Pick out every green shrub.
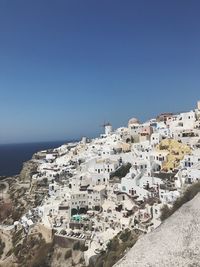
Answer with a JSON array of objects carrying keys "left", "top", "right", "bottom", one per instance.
[
  {"left": 60, "top": 230, "right": 67, "bottom": 235},
  {"left": 6, "top": 249, "right": 12, "bottom": 257},
  {"left": 80, "top": 243, "right": 88, "bottom": 252},
  {"left": 160, "top": 182, "right": 200, "bottom": 221},
  {"left": 57, "top": 252, "right": 62, "bottom": 260},
  {"left": 12, "top": 209, "right": 24, "bottom": 222},
  {"left": 0, "top": 184, "right": 6, "bottom": 191},
  {"left": 13, "top": 244, "right": 22, "bottom": 257},
  {"left": 126, "top": 238, "right": 137, "bottom": 248},
  {"left": 73, "top": 241, "right": 80, "bottom": 250},
  {"left": 88, "top": 230, "right": 140, "bottom": 267},
  {"left": 104, "top": 251, "right": 118, "bottom": 267},
  {"left": 119, "top": 229, "right": 131, "bottom": 242},
  {"left": 0, "top": 238, "right": 5, "bottom": 257},
  {"left": 110, "top": 163, "right": 132, "bottom": 179},
  {"left": 65, "top": 248, "right": 72, "bottom": 260},
  {"left": 160, "top": 205, "right": 172, "bottom": 221},
  {"left": 43, "top": 178, "right": 48, "bottom": 185},
  {"left": 107, "top": 237, "right": 119, "bottom": 251},
  {"left": 12, "top": 229, "right": 23, "bottom": 246},
  {"left": 31, "top": 242, "right": 53, "bottom": 267}
]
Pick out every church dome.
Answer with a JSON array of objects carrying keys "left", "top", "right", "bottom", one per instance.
[{"left": 128, "top": 117, "right": 140, "bottom": 125}]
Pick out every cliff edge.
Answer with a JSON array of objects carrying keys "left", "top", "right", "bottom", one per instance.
[{"left": 115, "top": 193, "right": 200, "bottom": 267}]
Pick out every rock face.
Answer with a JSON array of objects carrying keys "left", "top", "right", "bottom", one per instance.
[
  {"left": 115, "top": 193, "right": 200, "bottom": 267},
  {"left": 19, "top": 160, "right": 38, "bottom": 182}
]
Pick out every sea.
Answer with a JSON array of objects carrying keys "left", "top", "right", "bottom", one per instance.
[{"left": 0, "top": 140, "right": 71, "bottom": 177}]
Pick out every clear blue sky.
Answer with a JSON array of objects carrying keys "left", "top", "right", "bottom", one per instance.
[{"left": 0, "top": 0, "right": 200, "bottom": 144}]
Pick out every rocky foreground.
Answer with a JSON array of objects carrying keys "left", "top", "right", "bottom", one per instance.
[{"left": 115, "top": 193, "right": 200, "bottom": 267}]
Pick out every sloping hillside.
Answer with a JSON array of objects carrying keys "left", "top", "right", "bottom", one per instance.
[{"left": 115, "top": 193, "right": 200, "bottom": 267}]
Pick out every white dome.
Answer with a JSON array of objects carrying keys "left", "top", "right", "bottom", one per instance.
[{"left": 128, "top": 117, "right": 140, "bottom": 125}]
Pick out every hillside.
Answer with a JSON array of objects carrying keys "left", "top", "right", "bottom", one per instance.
[{"left": 115, "top": 193, "right": 200, "bottom": 267}]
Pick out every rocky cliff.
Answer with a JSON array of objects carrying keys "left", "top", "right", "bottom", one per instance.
[
  {"left": 115, "top": 193, "right": 200, "bottom": 267},
  {"left": 19, "top": 159, "right": 38, "bottom": 182}
]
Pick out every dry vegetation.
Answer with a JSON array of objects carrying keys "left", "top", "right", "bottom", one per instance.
[
  {"left": 0, "top": 203, "right": 13, "bottom": 223},
  {"left": 161, "top": 182, "right": 200, "bottom": 221},
  {"left": 89, "top": 229, "right": 141, "bottom": 267}
]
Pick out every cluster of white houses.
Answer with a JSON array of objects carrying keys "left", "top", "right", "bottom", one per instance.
[{"left": 17, "top": 101, "right": 200, "bottom": 263}]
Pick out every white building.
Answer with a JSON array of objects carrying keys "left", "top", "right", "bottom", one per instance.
[
  {"left": 128, "top": 117, "right": 141, "bottom": 139},
  {"left": 180, "top": 152, "right": 200, "bottom": 168},
  {"left": 181, "top": 168, "right": 200, "bottom": 184},
  {"left": 104, "top": 123, "right": 113, "bottom": 135},
  {"left": 119, "top": 172, "right": 163, "bottom": 201},
  {"left": 150, "top": 151, "right": 169, "bottom": 169},
  {"left": 168, "top": 111, "right": 196, "bottom": 130},
  {"left": 87, "top": 185, "right": 106, "bottom": 210},
  {"left": 88, "top": 158, "right": 119, "bottom": 175},
  {"left": 159, "top": 190, "right": 180, "bottom": 204},
  {"left": 197, "top": 100, "right": 200, "bottom": 111},
  {"left": 150, "top": 133, "right": 163, "bottom": 147},
  {"left": 70, "top": 191, "right": 88, "bottom": 214}
]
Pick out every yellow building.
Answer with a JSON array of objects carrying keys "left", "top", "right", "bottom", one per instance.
[{"left": 156, "top": 139, "right": 191, "bottom": 171}]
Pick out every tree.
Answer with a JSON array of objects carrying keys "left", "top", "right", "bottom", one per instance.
[
  {"left": 110, "top": 163, "right": 132, "bottom": 179},
  {"left": 43, "top": 178, "right": 48, "bottom": 185},
  {"left": 160, "top": 205, "right": 172, "bottom": 221}
]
